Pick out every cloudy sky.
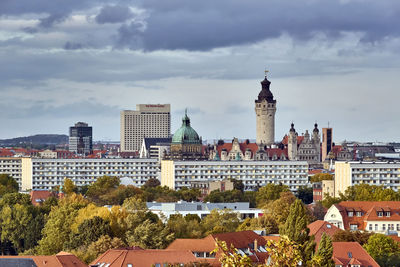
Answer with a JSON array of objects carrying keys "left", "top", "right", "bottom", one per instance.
[{"left": 1, "top": 0, "right": 400, "bottom": 143}]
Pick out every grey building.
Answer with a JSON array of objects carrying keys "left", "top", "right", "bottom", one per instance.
[{"left": 69, "top": 122, "right": 92, "bottom": 155}]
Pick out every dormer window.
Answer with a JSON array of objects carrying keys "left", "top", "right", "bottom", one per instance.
[
  {"left": 356, "top": 211, "right": 362, "bottom": 217},
  {"left": 386, "top": 211, "right": 391, "bottom": 217},
  {"left": 348, "top": 211, "right": 353, "bottom": 217},
  {"left": 377, "top": 211, "right": 383, "bottom": 217}
]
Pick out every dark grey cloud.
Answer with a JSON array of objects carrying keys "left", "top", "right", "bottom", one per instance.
[
  {"left": 64, "top": 42, "right": 83, "bottom": 50},
  {"left": 115, "top": 0, "right": 400, "bottom": 51},
  {"left": 39, "top": 13, "right": 68, "bottom": 28},
  {"left": 95, "top": 5, "right": 134, "bottom": 24}
]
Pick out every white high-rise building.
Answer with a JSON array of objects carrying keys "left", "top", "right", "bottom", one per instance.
[{"left": 120, "top": 104, "right": 171, "bottom": 152}]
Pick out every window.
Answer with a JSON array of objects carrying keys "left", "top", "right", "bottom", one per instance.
[
  {"left": 375, "top": 224, "right": 378, "bottom": 231},
  {"left": 348, "top": 211, "right": 353, "bottom": 217},
  {"left": 350, "top": 224, "right": 358, "bottom": 231},
  {"left": 369, "top": 224, "right": 372, "bottom": 231},
  {"left": 383, "top": 224, "right": 386, "bottom": 231},
  {"left": 386, "top": 211, "right": 391, "bottom": 217},
  {"left": 378, "top": 211, "right": 383, "bottom": 217}
]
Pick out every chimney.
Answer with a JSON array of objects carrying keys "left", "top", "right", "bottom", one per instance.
[{"left": 254, "top": 239, "right": 258, "bottom": 252}]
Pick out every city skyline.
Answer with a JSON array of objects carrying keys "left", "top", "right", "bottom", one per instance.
[{"left": 1, "top": 0, "right": 400, "bottom": 142}]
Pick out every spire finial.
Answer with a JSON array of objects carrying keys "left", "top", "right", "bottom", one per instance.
[
  {"left": 264, "top": 69, "right": 269, "bottom": 78},
  {"left": 185, "top": 108, "right": 187, "bottom": 116}
]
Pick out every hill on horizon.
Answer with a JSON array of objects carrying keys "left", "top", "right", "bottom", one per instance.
[{"left": 0, "top": 134, "right": 69, "bottom": 146}]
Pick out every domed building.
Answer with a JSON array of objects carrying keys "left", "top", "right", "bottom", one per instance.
[{"left": 169, "top": 110, "right": 205, "bottom": 160}]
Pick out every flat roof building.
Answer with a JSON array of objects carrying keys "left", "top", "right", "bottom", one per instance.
[
  {"left": 161, "top": 160, "right": 308, "bottom": 192},
  {"left": 120, "top": 104, "right": 171, "bottom": 152}
]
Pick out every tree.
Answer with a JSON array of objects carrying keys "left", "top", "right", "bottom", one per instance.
[
  {"left": 167, "top": 214, "right": 203, "bottom": 238},
  {"left": 237, "top": 214, "right": 279, "bottom": 234},
  {"left": 73, "top": 235, "right": 126, "bottom": 264},
  {"left": 86, "top": 176, "right": 120, "bottom": 204},
  {"left": 126, "top": 219, "right": 174, "bottom": 249},
  {"left": 256, "top": 183, "right": 289, "bottom": 207},
  {"left": 364, "top": 234, "right": 400, "bottom": 266},
  {"left": 309, "top": 173, "right": 333, "bottom": 183},
  {"left": 269, "top": 191, "right": 297, "bottom": 226},
  {"left": 201, "top": 209, "right": 240, "bottom": 235},
  {"left": 265, "top": 235, "right": 302, "bottom": 267},
  {"left": 211, "top": 239, "right": 253, "bottom": 267},
  {"left": 37, "top": 193, "right": 88, "bottom": 255},
  {"left": 0, "top": 174, "right": 19, "bottom": 196},
  {"left": 66, "top": 216, "right": 113, "bottom": 250},
  {"left": 311, "top": 233, "right": 334, "bottom": 267},
  {"left": 203, "top": 189, "right": 247, "bottom": 203},
  {"left": 143, "top": 178, "right": 161, "bottom": 188},
  {"left": 0, "top": 203, "right": 32, "bottom": 253},
  {"left": 177, "top": 187, "right": 201, "bottom": 202},
  {"left": 280, "top": 199, "right": 315, "bottom": 265},
  {"left": 230, "top": 179, "right": 244, "bottom": 192},
  {"left": 332, "top": 230, "right": 372, "bottom": 245},
  {"left": 63, "top": 178, "right": 77, "bottom": 195},
  {"left": 296, "top": 186, "right": 313, "bottom": 204}
]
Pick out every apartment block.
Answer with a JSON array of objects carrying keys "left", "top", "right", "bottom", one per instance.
[
  {"left": 335, "top": 161, "right": 400, "bottom": 196},
  {"left": 0, "top": 157, "right": 22, "bottom": 190},
  {"left": 20, "top": 158, "right": 159, "bottom": 191},
  {"left": 120, "top": 104, "right": 171, "bottom": 152},
  {"left": 161, "top": 160, "right": 308, "bottom": 192}
]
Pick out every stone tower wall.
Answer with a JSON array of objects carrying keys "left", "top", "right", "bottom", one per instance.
[{"left": 255, "top": 100, "right": 276, "bottom": 145}]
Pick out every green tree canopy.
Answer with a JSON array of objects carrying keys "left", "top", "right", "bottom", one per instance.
[
  {"left": 280, "top": 199, "right": 315, "bottom": 265},
  {"left": 296, "top": 186, "right": 313, "bottom": 204},
  {"left": 332, "top": 230, "right": 372, "bottom": 245},
  {"left": 0, "top": 174, "right": 19, "bottom": 196},
  {"left": 311, "top": 233, "right": 334, "bottom": 267},
  {"left": 63, "top": 178, "right": 77, "bottom": 195},
  {"left": 309, "top": 173, "right": 333, "bottom": 183},
  {"left": 256, "top": 183, "right": 289, "bottom": 207},
  {"left": 200, "top": 209, "right": 240, "bottom": 235},
  {"left": 364, "top": 233, "right": 400, "bottom": 266}
]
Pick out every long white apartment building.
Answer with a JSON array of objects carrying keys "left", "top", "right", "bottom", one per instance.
[
  {"left": 0, "top": 158, "right": 159, "bottom": 191},
  {"left": 161, "top": 160, "right": 308, "bottom": 192},
  {"left": 120, "top": 104, "right": 171, "bottom": 152},
  {"left": 335, "top": 161, "right": 400, "bottom": 196},
  {"left": 0, "top": 157, "right": 23, "bottom": 190}
]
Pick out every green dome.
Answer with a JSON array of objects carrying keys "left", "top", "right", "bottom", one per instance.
[{"left": 172, "top": 110, "right": 201, "bottom": 144}]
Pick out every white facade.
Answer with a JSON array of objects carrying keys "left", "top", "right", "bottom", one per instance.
[
  {"left": 20, "top": 158, "right": 159, "bottom": 191},
  {"left": 335, "top": 161, "right": 400, "bottom": 196},
  {"left": 161, "top": 160, "right": 308, "bottom": 192},
  {"left": 0, "top": 157, "right": 22, "bottom": 190},
  {"left": 147, "top": 201, "right": 262, "bottom": 220},
  {"left": 120, "top": 104, "right": 171, "bottom": 152}
]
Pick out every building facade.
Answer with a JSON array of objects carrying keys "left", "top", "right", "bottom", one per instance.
[
  {"left": 139, "top": 137, "right": 172, "bottom": 160},
  {"left": 287, "top": 123, "right": 320, "bottom": 164},
  {"left": 147, "top": 201, "right": 262, "bottom": 220},
  {"left": 120, "top": 104, "right": 171, "bottom": 152},
  {"left": 0, "top": 157, "right": 22, "bottom": 190},
  {"left": 161, "top": 160, "right": 308, "bottom": 192},
  {"left": 69, "top": 122, "right": 93, "bottom": 155},
  {"left": 335, "top": 161, "right": 400, "bottom": 196},
  {"left": 322, "top": 127, "right": 333, "bottom": 162},
  {"left": 20, "top": 158, "right": 159, "bottom": 191},
  {"left": 324, "top": 201, "right": 400, "bottom": 236},
  {"left": 255, "top": 74, "right": 276, "bottom": 145}
]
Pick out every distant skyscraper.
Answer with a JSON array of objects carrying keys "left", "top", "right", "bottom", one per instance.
[
  {"left": 255, "top": 72, "right": 276, "bottom": 145},
  {"left": 120, "top": 104, "right": 171, "bottom": 152},
  {"left": 69, "top": 122, "right": 93, "bottom": 155},
  {"left": 322, "top": 127, "right": 333, "bottom": 162}
]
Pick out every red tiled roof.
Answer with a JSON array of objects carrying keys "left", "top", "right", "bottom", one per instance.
[
  {"left": 91, "top": 249, "right": 199, "bottom": 267},
  {"left": 308, "top": 220, "right": 341, "bottom": 246},
  {"left": 30, "top": 190, "right": 54, "bottom": 206},
  {"left": 0, "top": 252, "right": 87, "bottom": 267},
  {"left": 308, "top": 169, "right": 324, "bottom": 175},
  {"left": 167, "top": 231, "right": 269, "bottom": 266},
  {"left": 281, "top": 135, "right": 305, "bottom": 145},
  {"left": 332, "top": 242, "right": 379, "bottom": 267}
]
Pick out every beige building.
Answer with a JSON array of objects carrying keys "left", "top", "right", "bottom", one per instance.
[
  {"left": 161, "top": 160, "right": 308, "bottom": 192},
  {"left": 255, "top": 74, "right": 276, "bottom": 145},
  {"left": 322, "top": 179, "right": 335, "bottom": 198},
  {"left": 335, "top": 161, "right": 400, "bottom": 196},
  {"left": 120, "top": 104, "right": 171, "bottom": 152}
]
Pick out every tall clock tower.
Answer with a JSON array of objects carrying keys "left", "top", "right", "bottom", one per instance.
[{"left": 255, "top": 72, "right": 276, "bottom": 145}]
